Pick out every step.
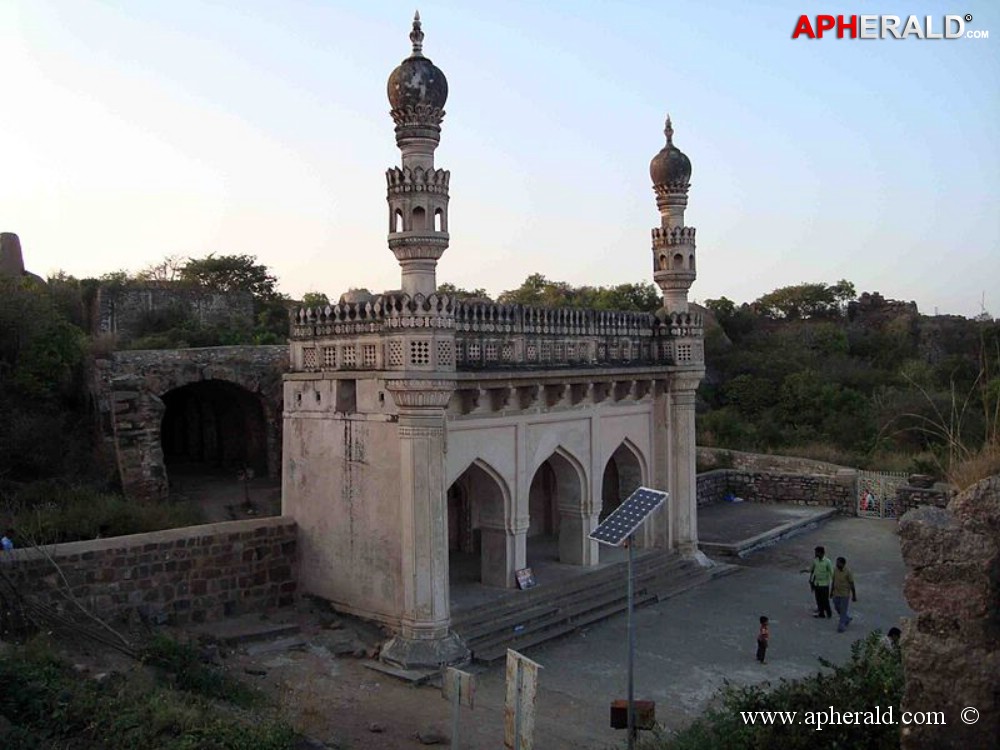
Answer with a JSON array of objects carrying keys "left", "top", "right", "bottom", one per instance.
[
  {"left": 466, "top": 585, "right": 652, "bottom": 654},
  {"left": 464, "top": 580, "right": 647, "bottom": 646},
  {"left": 186, "top": 615, "right": 301, "bottom": 647},
  {"left": 452, "top": 553, "right": 683, "bottom": 631},
  {"left": 473, "top": 592, "right": 660, "bottom": 663}
]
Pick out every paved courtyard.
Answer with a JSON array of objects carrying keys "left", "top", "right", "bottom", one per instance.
[{"left": 448, "top": 514, "right": 911, "bottom": 749}]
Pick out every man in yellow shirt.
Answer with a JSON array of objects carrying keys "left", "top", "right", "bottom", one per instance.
[{"left": 831, "top": 556, "right": 857, "bottom": 633}]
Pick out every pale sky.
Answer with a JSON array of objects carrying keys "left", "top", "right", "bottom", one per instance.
[{"left": 3, "top": 1, "right": 998, "bottom": 317}]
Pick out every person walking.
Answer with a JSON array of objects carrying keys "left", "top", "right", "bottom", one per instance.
[
  {"left": 831, "top": 556, "right": 857, "bottom": 632},
  {"left": 804, "top": 546, "right": 834, "bottom": 618}
]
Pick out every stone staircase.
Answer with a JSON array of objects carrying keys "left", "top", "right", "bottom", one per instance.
[{"left": 452, "top": 552, "right": 736, "bottom": 663}]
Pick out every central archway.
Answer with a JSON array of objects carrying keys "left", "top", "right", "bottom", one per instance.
[{"left": 599, "top": 441, "right": 645, "bottom": 561}]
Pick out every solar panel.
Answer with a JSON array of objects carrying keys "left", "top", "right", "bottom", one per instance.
[{"left": 589, "top": 487, "right": 668, "bottom": 547}]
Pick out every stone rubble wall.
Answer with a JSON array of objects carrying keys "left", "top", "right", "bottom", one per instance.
[
  {"left": 896, "top": 484, "right": 954, "bottom": 515},
  {"left": 898, "top": 476, "right": 1000, "bottom": 749},
  {"left": 0, "top": 517, "right": 297, "bottom": 626},
  {"left": 697, "top": 468, "right": 856, "bottom": 513},
  {"left": 696, "top": 446, "right": 850, "bottom": 476},
  {"left": 96, "top": 285, "right": 254, "bottom": 343}
]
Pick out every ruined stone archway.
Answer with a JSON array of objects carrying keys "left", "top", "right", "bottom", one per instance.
[
  {"left": 99, "top": 346, "right": 287, "bottom": 502},
  {"left": 447, "top": 461, "right": 510, "bottom": 588},
  {"left": 528, "top": 449, "right": 589, "bottom": 566},
  {"left": 160, "top": 380, "right": 268, "bottom": 476}
]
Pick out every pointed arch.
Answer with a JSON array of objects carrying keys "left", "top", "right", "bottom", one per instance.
[
  {"left": 601, "top": 438, "right": 647, "bottom": 522},
  {"left": 447, "top": 457, "right": 513, "bottom": 588}
]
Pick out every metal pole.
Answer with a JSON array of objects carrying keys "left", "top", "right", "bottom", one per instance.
[
  {"left": 627, "top": 534, "right": 636, "bottom": 750},
  {"left": 451, "top": 671, "right": 461, "bottom": 750}
]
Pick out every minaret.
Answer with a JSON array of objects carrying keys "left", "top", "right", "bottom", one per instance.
[
  {"left": 650, "top": 116, "right": 696, "bottom": 313},
  {"left": 386, "top": 12, "right": 450, "bottom": 297}
]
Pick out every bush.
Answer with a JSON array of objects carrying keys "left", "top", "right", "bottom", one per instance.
[
  {"left": 644, "top": 632, "right": 903, "bottom": 750},
  {"left": 0, "top": 637, "right": 297, "bottom": 749},
  {"left": 1, "top": 482, "right": 203, "bottom": 545}
]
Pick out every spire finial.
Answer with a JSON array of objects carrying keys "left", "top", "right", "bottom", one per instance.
[
  {"left": 664, "top": 114, "right": 674, "bottom": 146},
  {"left": 410, "top": 10, "right": 424, "bottom": 56}
]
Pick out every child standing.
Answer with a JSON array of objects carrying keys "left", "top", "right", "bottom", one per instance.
[{"left": 756, "top": 615, "right": 769, "bottom": 664}]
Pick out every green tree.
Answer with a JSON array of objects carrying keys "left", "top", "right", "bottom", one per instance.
[
  {"left": 437, "top": 283, "right": 492, "bottom": 301},
  {"left": 301, "top": 292, "right": 330, "bottom": 308},
  {"left": 754, "top": 280, "right": 856, "bottom": 320},
  {"left": 180, "top": 254, "right": 279, "bottom": 299}
]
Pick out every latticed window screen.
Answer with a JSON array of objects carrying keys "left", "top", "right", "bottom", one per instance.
[
  {"left": 322, "top": 347, "right": 337, "bottom": 368},
  {"left": 468, "top": 342, "right": 481, "bottom": 362},
  {"left": 540, "top": 342, "right": 552, "bottom": 362},
  {"left": 554, "top": 342, "right": 564, "bottom": 361},
  {"left": 676, "top": 344, "right": 692, "bottom": 362},
  {"left": 303, "top": 348, "right": 317, "bottom": 370},
  {"left": 501, "top": 342, "right": 514, "bottom": 362},
  {"left": 485, "top": 343, "right": 498, "bottom": 362},
  {"left": 437, "top": 340, "right": 453, "bottom": 366},
  {"left": 597, "top": 344, "right": 607, "bottom": 361},
  {"left": 363, "top": 344, "right": 377, "bottom": 368},
  {"left": 567, "top": 343, "right": 576, "bottom": 361},
  {"left": 454, "top": 341, "right": 465, "bottom": 363},
  {"left": 526, "top": 343, "right": 537, "bottom": 361},
  {"left": 388, "top": 340, "right": 403, "bottom": 367},
  {"left": 341, "top": 345, "right": 357, "bottom": 368},
  {"left": 410, "top": 340, "right": 430, "bottom": 365}
]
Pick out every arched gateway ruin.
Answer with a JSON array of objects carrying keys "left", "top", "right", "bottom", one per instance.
[{"left": 282, "top": 14, "right": 707, "bottom": 669}]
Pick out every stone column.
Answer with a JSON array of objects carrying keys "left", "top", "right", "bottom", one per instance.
[
  {"left": 381, "top": 379, "right": 468, "bottom": 669},
  {"left": 669, "top": 372, "right": 701, "bottom": 554}
]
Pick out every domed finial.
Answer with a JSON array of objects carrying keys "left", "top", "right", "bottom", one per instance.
[
  {"left": 410, "top": 10, "right": 424, "bottom": 56},
  {"left": 664, "top": 115, "right": 674, "bottom": 146}
]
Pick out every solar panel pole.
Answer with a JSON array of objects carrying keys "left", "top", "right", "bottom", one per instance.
[{"left": 627, "top": 533, "right": 636, "bottom": 750}]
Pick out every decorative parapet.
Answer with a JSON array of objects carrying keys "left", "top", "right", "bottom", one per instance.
[
  {"left": 651, "top": 226, "right": 696, "bottom": 248},
  {"left": 289, "top": 294, "right": 704, "bottom": 373},
  {"left": 386, "top": 166, "right": 451, "bottom": 195}
]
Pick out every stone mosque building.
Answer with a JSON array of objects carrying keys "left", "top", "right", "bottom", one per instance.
[{"left": 283, "top": 14, "right": 706, "bottom": 668}]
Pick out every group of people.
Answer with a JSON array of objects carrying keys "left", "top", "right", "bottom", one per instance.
[
  {"left": 755, "top": 545, "right": 861, "bottom": 665},
  {"left": 805, "top": 545, "right": 857, "bottom": 631}
]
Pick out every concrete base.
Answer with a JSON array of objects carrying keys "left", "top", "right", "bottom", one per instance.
[{"left": 380, "top": 631, "right": 470, "bottom": 670}]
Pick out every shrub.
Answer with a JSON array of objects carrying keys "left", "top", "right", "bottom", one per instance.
[
  {"left": 0, "top": 637, "right": 297, "bottom": 749},
  {"left": 643, "top": 632, "right": 903, "bottom": 750},
  {"left": 1, "top": 482, "right": 203, "bottom": 545}
]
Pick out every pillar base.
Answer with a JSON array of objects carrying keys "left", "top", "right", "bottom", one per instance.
[{"left": 380, "top": 631, "right": 470, "bottom": 670}]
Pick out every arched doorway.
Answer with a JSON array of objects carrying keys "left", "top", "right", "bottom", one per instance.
[
  {"left": 599, "top": 442, "right": 644, "bottom": 561},
  {"left": 527, "top": 451, "right": 588, "bottom": 567},
  {"left": 161, "top": 380, "right": 268, "bottom": 475},
  {"left": 447, "top": 462, "right": 509, "bottom": 588}
]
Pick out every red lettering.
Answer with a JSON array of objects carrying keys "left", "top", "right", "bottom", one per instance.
[
  {"left": 816, "top": 15, "right": 836, "bottom": 38},
  {"left": 836, "top": 15, "right": 858, "bottom": 38},
  {"left": 792, "top": 15, "right": 815, "bottom": 39}
]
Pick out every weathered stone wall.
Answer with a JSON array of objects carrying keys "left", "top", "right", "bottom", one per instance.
[
  {"left": 696, "top": 468, "right": 856, "bottom": 513},
  {"left": 0, "top": 517, "right": 297, "bottom": 625},
  {"left": 696, "top": 447, "right": 849, "bottom": 477},
  {"left": 898, "top": 476, "right": 1000, "bottom": 749},
  {"left": 896, "top": 484, "right": 953, "bottom": 515},
  {"left": 96, "top": 285, "right": 254, "bottom": 343}
]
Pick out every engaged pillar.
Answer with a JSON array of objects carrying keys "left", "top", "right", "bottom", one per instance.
[{"left": 381, "top": 379, "right": 469, "bottom": 669}]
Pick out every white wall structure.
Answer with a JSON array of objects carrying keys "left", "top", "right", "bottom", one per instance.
[{"left": 282, "top": 14, "right": 706, "bottom": 669}]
